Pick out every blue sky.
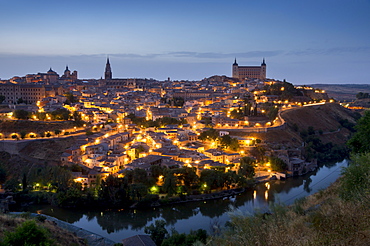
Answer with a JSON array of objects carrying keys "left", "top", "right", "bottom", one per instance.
[{"left": 0, "top": 0, "right": 369, "bottom": 84}]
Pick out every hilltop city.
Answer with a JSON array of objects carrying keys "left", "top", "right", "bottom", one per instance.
[{"left": 0, "top": 58, "right": 337, "bottom": 191}]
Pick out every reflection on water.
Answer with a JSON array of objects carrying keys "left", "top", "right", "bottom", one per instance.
[{"left": 28, "top": 160, "right": 348, "bottom": 243}]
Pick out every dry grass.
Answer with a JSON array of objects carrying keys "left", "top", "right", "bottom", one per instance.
[
  {"left": 209, "top": 180, "right": 370, "bottom": 246},
  {"left": 0, "top": 213, "right": 87, "bottom": 246}
]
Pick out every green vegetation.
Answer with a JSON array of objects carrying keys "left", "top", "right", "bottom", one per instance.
[
  {"left": 144, "top": 219, "right": 208, "bottom": 246},
  {"left": 0, "top": 214, "right": 85, "bottom": 246},
  {"left": 198, "top": 129, "right": 240, "bottom": 151},
  {"left": 198, "top": 128, "right": 218, "bottom": 141},
  {"left": 238, "top": 157, "right": 256, "bottom": 178},
  {"left": 13, "top": 109, "right": 29, "bottom": 120},
  {"left": 356, "top": 92, "right": 370, "bottom": 99},
  {"left": 64, "top": 92, "right": 78, "bottom": 104},
  {"left": 347, "top": 110, "right": 370, "bottom": 153},
  {"left": 300, "top": 126, "right": 348, "bottom": 162},
  {"left": 264, "top": 81, "right": 302, "bottom": 100},
  {"left": 1, "top": 220, "right": 54, "bottom": 246},
  {"left": 269, "top": 156, "right": 287, "bottom": 172}
]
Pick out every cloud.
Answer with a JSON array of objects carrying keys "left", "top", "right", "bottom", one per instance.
[
  {"left": 287, "top": 46, "right": 370, "bottom": 56},
  {"left": 166, "top": 50, "right": 282, "bottom": 59},
  {"left": 0, "top": 50, "right": 283, "bottom": 61}
]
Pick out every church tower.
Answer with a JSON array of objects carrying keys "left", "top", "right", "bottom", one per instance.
[
  {"left": 64, "top": 65, "right": 71, "bottom": 78},
  {"left": 105, "top": 57, "right": 112, "bottom": 80},
  {"left": 232, "top": 58, "right": 239, "bottom": 79},
  {"left": 260, "top": 58, "right": 266, "bottom": 80}
]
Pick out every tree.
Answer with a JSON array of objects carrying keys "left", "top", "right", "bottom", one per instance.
[
  {"left": 144, "top": 219, "right": 168, "bottom": 246},
  {"left": 347, "top": 110, "right": 370, "bottom": 154},
  {"left": 54, "top": 129, "right": 61, "bottom": 136},
  {"left": 270, "top": 156, "right": 288, "bottom": 172},
  {"left": 162, "top": 229, "right": 208, "bottom": 246},
  {"left": 150, "top": 165, "right": 166, "bottom": 179},
  {"left": 230, "top": 109, "right": 244, "bottom": 119},
  {"left": 356, "top": 92, "right": 370, "bottom": 99},
  {"left": 200, "top": 169, "right": 224, "bottom": 190},
  {"left": 0, "top": 95, "right": 5, "bottom": 104},
  {"left": 13, "top": 109, "right": 29, "bottom": 120},
  {"left": 163, "top": 171, "right": 178, "bottom": 196},
  {"left": 35, "top": 112, "right": 47, "bottom": 121},
  {"left": 218, "top": 135, "right": 240, "bottom": 151},
  {"left": 266, "top": 106, "right": 279, "bottom": 122},
  {"left": 175, "top": 167, "right": 199, "bottom": 191},
  {"left": 64, "top": 92, "right": 78, "bottom": 104},
  {"left": 132, "top": 168, "right": 148, "bottom": 184},
  {"left": 250, "top": 146, "right": 266, "bottom": 162},
  {"left": 50, "top": 108, "right": 70, "bottom": 120},
  {"left": 198, "top": 128, "right": 219, "bottom": 141},
  {"left": 238, "top": 157, "right": 256, "bottom": 178},
  {"left": 72, "top": 111, "right": 84, "bottom": 126}
]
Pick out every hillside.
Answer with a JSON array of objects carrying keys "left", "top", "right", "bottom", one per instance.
[
  {"left": 281, "top": 103, "right": 356, "bottom": 145},
  {"left": 19, "top": 137, "right": 76, "bottom": 162},
  {"left": 308, "top": 84, "right": 370, "bottom": 102},
  {"left": 236, "top": 103, "right": 357, "bottom": 150},
  {"left": 0, "top": 214, "right": 87, "bottom": 246}
]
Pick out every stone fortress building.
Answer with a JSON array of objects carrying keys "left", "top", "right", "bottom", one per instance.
[{"left": 232, "top": 58, "right": 266, "bottom": 81}]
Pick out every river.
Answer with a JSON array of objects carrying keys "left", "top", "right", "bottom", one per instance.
[{"left": 28, "top": 159, "right": 348, "bottom": 243}]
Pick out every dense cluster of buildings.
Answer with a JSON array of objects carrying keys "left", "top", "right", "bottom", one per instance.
[{"left": 1, "top": 58, "right": 328, "bottom": 186}]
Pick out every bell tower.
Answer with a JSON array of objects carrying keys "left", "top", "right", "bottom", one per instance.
[
  {"left": 104, "top": 57, "right": 112, "bottom": 80},
  {"left": 260, "top": 58, "right": 266, "bottom": 80},
  {"left": 232, "top": 58, "right": 239, "bottom": 79}
]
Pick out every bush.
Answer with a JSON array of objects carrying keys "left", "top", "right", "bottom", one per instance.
[
  {"left": 340, "top": 153, "right": 370, "bottom": 201},
  {"left": 1, "top": 220, "right": 53, "bottom": 246}
]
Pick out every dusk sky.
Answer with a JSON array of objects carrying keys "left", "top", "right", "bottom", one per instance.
[{"left": 0, "top": 0, "right": 369, "bottom": 84}]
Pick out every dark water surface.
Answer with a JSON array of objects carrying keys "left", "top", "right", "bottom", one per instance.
[{"left": 28, "top": 160, "right": 347, "bottom": 243}]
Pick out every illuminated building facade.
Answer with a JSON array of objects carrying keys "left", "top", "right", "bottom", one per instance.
[{"left": 232, "top": 58, "right": 266, "bottom": 80}]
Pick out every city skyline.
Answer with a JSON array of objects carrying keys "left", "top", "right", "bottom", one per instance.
[{"left": 0, "top": 0, "right": 369, "bottom": 84}]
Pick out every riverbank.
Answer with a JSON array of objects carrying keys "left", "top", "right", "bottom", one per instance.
[{"left": 22, "top": 160, "right": 346, "bottom": 243}]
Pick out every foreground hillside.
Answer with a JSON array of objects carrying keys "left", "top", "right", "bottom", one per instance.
[
  {"left": 208, "top": 153, "right": 370, "bottom": 246},
  {"left": 0, "top": 214, "right": 86, "bottom": 246}
]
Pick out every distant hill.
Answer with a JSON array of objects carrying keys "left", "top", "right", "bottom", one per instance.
[{"left": 306, "top": 84, "right": 370, "bottom": 102}]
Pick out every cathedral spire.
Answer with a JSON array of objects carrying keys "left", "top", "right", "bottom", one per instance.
[
  {"left": 233, "top": 58, "right": 238, "bottom": 66},
  {"left": 105, "top": 56, "right": 112, "bottom": 80}
]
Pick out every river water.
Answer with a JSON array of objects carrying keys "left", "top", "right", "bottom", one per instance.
[{"left": 28, "top": 159, "right": 348, "bottom": 243}]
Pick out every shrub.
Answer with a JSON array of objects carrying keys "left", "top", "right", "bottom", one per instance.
[
  {"left": 340, "top": 153, "right": 370, "bottom": 201},
  {"left": 1, "top": 220, "right": 53, "bottom": 246}
]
